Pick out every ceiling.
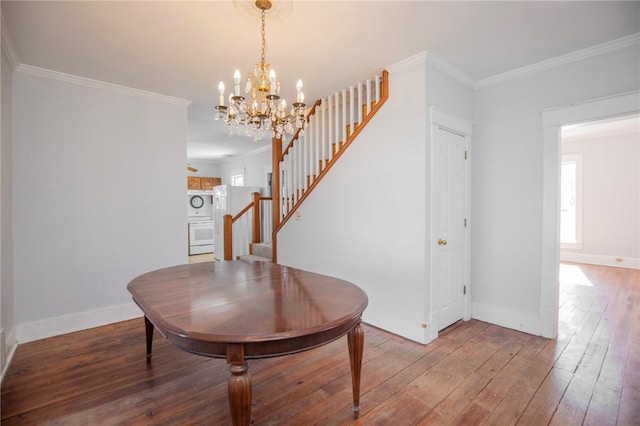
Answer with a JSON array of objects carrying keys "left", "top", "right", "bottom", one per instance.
[{"left": 3, "top": 1, "right": 639, "bottom": 162}]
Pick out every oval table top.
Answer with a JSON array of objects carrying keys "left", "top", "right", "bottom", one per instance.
[{"left": 127, "top": 260, "right": 368, "bottom": 359}]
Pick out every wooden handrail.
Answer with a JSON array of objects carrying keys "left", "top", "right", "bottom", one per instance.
[
  {"left": 275, "top": 70, "right": 389, "bottom": 234},
  {"left": 223, "top": 191, "right": 265, "bottom": 260},
  {"left": 282, "top": 99, "right": 322, "bottom": 158}
]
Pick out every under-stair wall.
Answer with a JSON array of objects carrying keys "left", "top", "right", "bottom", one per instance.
[
  {"left": 276, "top": 53, "right": 473, "bottom": 344},
  {"left": 277, "top": 72, "right": 388, "bottom": 226}
]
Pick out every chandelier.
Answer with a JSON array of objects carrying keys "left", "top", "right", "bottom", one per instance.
[{"left": 214, "top": 0, "right": 306, "bottom": 141}]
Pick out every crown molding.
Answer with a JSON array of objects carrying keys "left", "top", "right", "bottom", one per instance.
[
  {"left": 387, "top": 51, "right": 427, "bottom": 73},
  {"left": 14, "top": 64, "right": 192, "bottom": 107},
  {"left": 425, "top": 54, "right": 476, "bottom": 89},
  {"left": 476, "top": 32, "right": 640, "bottom": 90},
  {"left": 388, "top": 50, "right": 477, "bottom": 89},
  {"left": 1, "top": 13, "right": 21, "bottom": 70}
]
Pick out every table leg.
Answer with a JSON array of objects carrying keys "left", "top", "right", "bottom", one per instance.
[
  {"left": 144, "top": 316, "right": 154, "bottom": 364},
  {"left": 347, "top": 321, "right": 364, "bottom": 418},
  {"left": 227, "top": 343, "right": 252, "bottom": 426}
]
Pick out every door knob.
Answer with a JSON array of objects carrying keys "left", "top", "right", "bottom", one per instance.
[{"left": 438, "top": 239, "right": 448, "bottom": 246}]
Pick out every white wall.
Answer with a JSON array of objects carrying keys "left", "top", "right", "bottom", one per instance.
[
  {"left": 561, "top": 128, "right": 640, "bottom": 267},
  {"left": 472, "top": 45, "right": 640, "bottom": 335},
  {"left": 186, "top": 159, "right": 222, "bottom": 181},
  {"left": 1, "top": 30, "right": 17, "bottom": 371},
  {"left": 12, "top": 70, "right": 190, "bottom": 342},
  {"left": 220, "top": 147, "right": 272, "bottom": 193},
  {"left": 278, "top": 53, "right": 473, "bottom": 344}
]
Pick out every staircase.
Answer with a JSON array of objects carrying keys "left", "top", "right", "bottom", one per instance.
[
  {"left": 273, "top": 70, "right": 389, "bottom": 233},
  {"left": 229, "top": 70, "right": 389, "bottom": 262}
]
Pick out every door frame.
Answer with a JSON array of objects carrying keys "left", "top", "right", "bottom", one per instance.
[
  {"left": 429, "top": 107, "right": 473, "bottom": 339},
  {"left": 540, "top": 90, "right": 639, "bottom": 338}
]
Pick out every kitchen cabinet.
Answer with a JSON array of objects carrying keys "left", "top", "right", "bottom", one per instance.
[
  {"left": 200, "top": 177, "right": 221, "bottom": 190},
  {"left": 187, "top": 176, "right": 221, "bottom": 190}
]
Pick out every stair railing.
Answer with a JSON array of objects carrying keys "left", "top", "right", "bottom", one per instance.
[
  {"left": 268, "top": 70, "right": 388, "bottom": 263},
  {"left": 276, "top": 70, "right": 388, "bottom": 227},
  {"left": 223, "top": 192, "right": 271, "bottom": 260}
]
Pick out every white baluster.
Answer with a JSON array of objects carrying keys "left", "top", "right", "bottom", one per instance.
[
  {"left": 366, "top": 79, "right": 372, "bottom": 116},
  {"left": 375, "top": 75, "right": 381, "bottom": 103},
  {"left": 327, "top": 96, "right": 333, "bottom": 161},
  {"left": 313, "top": 109, "right": 320, "bottom": 176},
  {"left": 342, "top": 89, "right": 347, "bottom": 144},
  {"left": 302, "top": 132, "right": 307, "bottom": 193},
  {"left": 334, "top": 92, "right": 339, "bottom": 152},
  {"left": 292, "top": 143, "right": 297, "bottom": 204},
  {"left": 349, "top": 85, "right": 355, "bottom": 137},
  {"left": 357, "top": 82, "right": 363, "bottom": 127},
  {"left": 318, "top": 99, "right": 327, "bottom": 174},
  {"left": 279, "top": 160, "right": 286, "bottom": 217}
]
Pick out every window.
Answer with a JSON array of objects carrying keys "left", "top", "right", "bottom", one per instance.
[
  {"left": 231, "top": 174, "right": 244, "bottom": 186},
  {"left": 560, "top": 154, "right": 583, "bottom": 248}
]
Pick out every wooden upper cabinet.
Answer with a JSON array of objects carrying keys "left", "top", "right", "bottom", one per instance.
[
  {"left": 187, "top": 176, "right": 222, "bottom": 190},
  {"left": 187, "top": 176, "right": 201, "bottom": 190},
  {"left": 200, "top": 177, "right": 221, "bottom": 190}
]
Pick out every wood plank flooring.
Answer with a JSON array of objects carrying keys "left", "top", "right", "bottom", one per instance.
[{"left": 2, "top": 262, "right": 638, "bottom": 425}]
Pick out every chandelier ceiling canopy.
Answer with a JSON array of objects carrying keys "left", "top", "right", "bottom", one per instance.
[{"left": 214, "top": 0, "right": 306, "bottom": 141}]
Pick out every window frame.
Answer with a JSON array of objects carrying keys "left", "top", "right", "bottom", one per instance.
[{"left": 560, "top": 153, "right": 583, "bottom": 249}]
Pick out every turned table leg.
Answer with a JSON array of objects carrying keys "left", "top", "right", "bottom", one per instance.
[
  {"left": 347, "top": 321, "right": 364, "bottom": 418},
  {"left": 144, "top": 316, "right": 154, "bottom": 364},
  {"left": 227, "top": 343, "right": 252, "bottom": 426}
]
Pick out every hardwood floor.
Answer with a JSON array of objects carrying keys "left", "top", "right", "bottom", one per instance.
[{"left": 2, "top": 263, "right": 638, "bottom": 425}]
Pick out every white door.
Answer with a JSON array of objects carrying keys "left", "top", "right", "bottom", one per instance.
[{"left": 433, "top": 125, "right": 468, "bottom": 331}]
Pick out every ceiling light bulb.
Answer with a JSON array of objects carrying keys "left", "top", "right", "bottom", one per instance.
[{"left": 218, "top": 82, "right": 225, "bottom": 106}]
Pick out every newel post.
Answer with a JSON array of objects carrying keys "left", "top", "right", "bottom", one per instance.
[
  {"left": 271, "top": 136, "right": 282, "bottom": 263},
  {"left": 223, "top": 214, "right": 233, "bottom": 261},
  {"left": 251, "top": 192, "right": 260, "bottom": 244}
]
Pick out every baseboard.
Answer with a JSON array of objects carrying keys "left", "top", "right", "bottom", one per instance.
[
  {"left": 16, "top": 302, "right": 143, "bottom": 343},
  {"left": 471, "top": 301, "right": 542, "bottom": 337},
  {"left": 561, "top": 252, "right": 640, "bottom": 270},
  {"left": 0, "top": 326, "right": 18, "bottom": 385},
  {"left": 362, "top": 308, "right": 435, "bottom": 345}
]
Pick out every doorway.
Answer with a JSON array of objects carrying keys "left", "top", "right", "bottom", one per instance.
[
  {"left": 540, "top": 90, "right": 639, "bottom": 339},
  {"left": 560, "top": 114, "right": 640, "bottom": 268},
  {"left": 430, "top": 107, "right": 472, "bottom": 334}
]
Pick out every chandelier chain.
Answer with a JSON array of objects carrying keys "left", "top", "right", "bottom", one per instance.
[{"left": 261, "top": 9, "right": 267, "bottom": 65}]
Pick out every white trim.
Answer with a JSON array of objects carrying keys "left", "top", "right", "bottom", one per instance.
[
  {"left": 425, "top": 54, "right": 476, "bottom": 89},
  {"left": 561, "top": 252, "right": 640, "bottom": 270},
  {"left": 431, "top": 106, "right": 473, "bottom": 136},
  {"left": 1, "top": 13, "right": 20, "bottom": 70},
  {"left": 429, "top": 107, "right": 473, "bottom": 331},
  {"left": 543, "top": 90, "right": 640, "bottom": 127},
  {"left": 0, "top": 327, "right": 17, "bottom": 385},
  {"left": 540, "top": 90, "right": 640, "bottom": 339},
  {"left": 361, "top": 308, "right": 434, "bottom": 345},
  {"left": 560, "top": 153, "right": 583, "bottom": 247},
  {"left": 477, "top": 33, "right": 640, "bottom": 89},
  {"left": 390, "top": 51, "right": 477, "bottom": 89},
  {"left": 15, "top": 64, "right": 192, "bottom": 107},
  {"left": 387, "top": 51, "right": 426, "bottom": 74},
  {"left": 16, "top": 302, "right": 143, "bottom": 343},
  {"left": 472, "top": 302, "right": 541, "bottom": 336}
]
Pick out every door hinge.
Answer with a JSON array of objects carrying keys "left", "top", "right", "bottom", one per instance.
[
  {"left": 464, "top": 218, "right": 467, "bottom": 227},
  {"left": 463, "top": 285, "right": 467, "bottom": 295},
  {"left": 464, "top": 150, "right": 468, "bottom": 160}
]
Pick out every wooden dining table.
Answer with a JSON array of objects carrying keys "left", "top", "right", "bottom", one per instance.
[{"left": 127, "top": 260, "right": 368, "bottom": 425}]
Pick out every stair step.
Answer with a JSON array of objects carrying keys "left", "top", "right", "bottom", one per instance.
[
  {"left": 239, "top": 254, "right": 272, "bottom": 262},
  {"left": 252, "top": 242, "right": 273, "bottom": 259}
]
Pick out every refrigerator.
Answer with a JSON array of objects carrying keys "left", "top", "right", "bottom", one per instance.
[{"left": 213, "top": 185, "right": 260, "bottom": 260}]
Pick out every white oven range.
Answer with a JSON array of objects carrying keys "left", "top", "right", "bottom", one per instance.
[
  {"left": 187, "top": 192, "right": 214, "bottom": 255},
  {"left": 188, "top": 219, "right": 214, "bottom": 255}
]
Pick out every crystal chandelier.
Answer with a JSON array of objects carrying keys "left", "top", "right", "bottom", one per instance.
[{"left": 214, "top": 0, "right": 306, "bottom": 141}]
